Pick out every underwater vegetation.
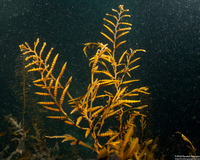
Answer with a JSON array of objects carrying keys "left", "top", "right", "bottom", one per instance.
[
  {"left": 0, "top": 114, "right": 63, "bottom": 160},
  {"left": 18, "top": 5, "right": 197, "bottom": 160}
]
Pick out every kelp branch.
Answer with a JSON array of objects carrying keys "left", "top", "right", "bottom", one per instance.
[{"left": 19, "top": 5, "right": 157, "bottom": 160}]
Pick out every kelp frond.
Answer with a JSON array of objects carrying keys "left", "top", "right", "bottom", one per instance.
[{"left": 19, "top": 5, "right": 155, "bottom": 160}]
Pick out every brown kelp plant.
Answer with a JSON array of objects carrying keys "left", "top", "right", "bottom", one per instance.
[{"left": 19, "top": 5, "right": 157, "bottom": 160}]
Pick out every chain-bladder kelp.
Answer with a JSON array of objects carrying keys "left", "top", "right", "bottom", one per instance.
[{"left": 19, "top": 5, "right": 156, "bottom": 160}]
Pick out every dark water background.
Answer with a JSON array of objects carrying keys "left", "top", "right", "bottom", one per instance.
[{"left": 0, "top": 0, "right": 200, "bottom": 159}]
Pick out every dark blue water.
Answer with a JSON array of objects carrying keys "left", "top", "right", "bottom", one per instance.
[{"left": 0, "top": 0, "right": 200, "bottom": 159}]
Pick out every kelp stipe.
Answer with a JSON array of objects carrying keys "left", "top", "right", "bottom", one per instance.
[{"left": 19, "top": 5, "right": 156, "bottom": 160}]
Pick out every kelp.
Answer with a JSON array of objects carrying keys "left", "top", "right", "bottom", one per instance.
[{"left": 19, "top": 5, "right": 157, "bottom": 160}]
